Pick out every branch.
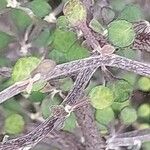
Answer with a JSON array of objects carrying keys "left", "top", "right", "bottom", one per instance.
[
  {"left": 63, "top": 67, "right": 105, "bottom": 150},
  {"left": 0, "top": 54, "right": 150, "bottom": 104},
  {"left": 107, "top": 129, "right": 150, "bottom": 148}
]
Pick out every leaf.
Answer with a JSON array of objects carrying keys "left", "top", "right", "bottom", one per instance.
[
  {"left": 28, "top": 91, "right": 46, "bottom": 102},
  {"left": 137, "top": 103, "right": 150, "bottom": 120},
  {"left": 89, "top": 18, "right": 105, "bottom": 33},
  {"left": 120, "top": 107, "right": 137, "bottom": 125},
  {"left": 138, "top": 77, "right": 150, "bottom": 91},
  {"left": 48, "top": 49, "right": 67, "bottom": 64},
  {"left": 4, "top": 114, "right": 25, "bottom": 134},
  {"left": 12, "top": 57, "right": 40, "bottom": 82},
  {"left": 89, "top": 85, "right": 114, "bottom": 109},
  {"left": 32, "top": 28, "right": 51, "bottom": 47},
  {"left": 110, "top": 0, "right": 127, "bottom": 11},
  {"left": 112, "top": 100, "right": 129, "bottom": 114},
  {"left": 27, "top": 0, "right": 52, "bottom": 18},
  {"left": 101, "top": 6, "right": 115, "bottom": 24},
  {"left": 0, "top": 32, "right": 12, "bottom": 50},
  {"left": 63, "top": 0, "right": 87, "bottom": 25},
  {"left": 56, "top": 16, "right": 70, "bottom": 30},
  {"left": 95, "top": 107, "right": 115, "bottom": 125},
  {"left": 108, "top": 80, "right": 133, "bottom": 103},
  {"left": 0, "top": 0, "right": 7, "bottom": 11},
  {"left": 11, "top": 9, "right": 32, "bottom": 31},
  {"left": 66, "top": 44, "right": 90, "bottom": 61},
  {"left": 118, "top": 4, "right": 143, "bottom": 22},
  {"left": 41, "top": 95, "right": 61, "bottom": 119},
  {"left": 63, "top": 112, "right": 76, "bottom": 132},
  {"left": 52, "top": 29, "right": 77, "bottom": 53},
  {"left": 108, "top": 20, "right": 135, "bottom": 47},
  {"left": 59, "top": 77, "right": 73, "bottom": 92}
]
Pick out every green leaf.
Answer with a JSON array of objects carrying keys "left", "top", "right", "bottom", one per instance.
[
  {"left": 63, "top": 112, "right": 76, "bottom": 132},
  {"left": 112, "top": 100, "right": 130, "bottom": 114},
  {"left": 33, "top": 28, "right": 51, "bottom": 47},
  {"left": 0, "top": 0, "right": 7, "bottom": 11},
  {"left": 56, "top": 16, "right": 70, "bottom": 30},
  {"left": 66, "top": 44, "right": 89, "bottom": 61},
  {"left": 116, "top": 48, "right": 137, "bottom": 59},
  {"left": 48, "top": 49, "right": 67, "bottom": 64},
  {"left": 2, "top": 98, "right": 23, "bottom": 114},
  {"left": 137, "top": 103, "right": 150, "bottom": 119},
  {"left": 11, "top": 9, "right": 32, "bottom": 31},
  {"left": 4, "top": 114, "right": 25, "bottom": 134},
  {"left": 96, "top": 122, "right": 108, "bottom": 134},
  {"left": 41, "top": 96, "right": 61, "bottom": 119},
  {"left": 28, "top": 91, "right": 46, "bottom": 102},
  {"left": 120, "top": 107, "right": 137, "bottom": 125},
  {"left": 63, "top": 0, "right": 87, "bottom": 25},
  {"left": 118, "top": 4, "right": 143, "bottom": 22},
  {"left": 0, "top": 32, "right": 12, "bottom": 50},
  {"left": 108, "top": 80, "right": 133, "bottom": 103},
  {"left": 110, "top": 0, "right": 127, "bottom": 11},
  {"left": 138, "top": 77, "right": 150, "bottom": 91},
  {"left": 52, "top": 29, "right": 77, "bottom": 53},
  {"left": 28, "top": 0, "right": 52, "bottom": 18},
  {"left": 89, "top": 85, "right": 114, "bottom": 109},
  {"left": 12, "top": 57, "right": 40, "bottom": 82},
  {"left": 95, "top": 107, "right": 115, "bottom": 125},
  {"left": 89, "top": 19, "right": 105, "bottom": 33},
  {"left": 59, "top": 77, "right": 73, "bottom": 92},
  {"left": 108, "top": 20, "right": 135, "bottom": 47}
]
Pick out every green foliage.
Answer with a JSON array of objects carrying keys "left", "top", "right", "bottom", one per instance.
[
  {"left": 138, "top": 77, "right": 150, "bottom": 91},
  {"left": 12, "top": 57, "right": 40, "bottom": 82},
  {"left": 28, "top": 91, "right": 46, "bottom": 102},
  {"left": 0, "top": 0, "right": 7, "bottom": 10},
  {"left": 4, "top": 114, "right": 25, "bottom": 134},
  {"left": 137, "top": 104, "right": 150, "bottom": 120},
  {"left": 50, "top": 29, "right": 89, "bottom": 63},
  {"left": 95, "top": 107, "right": 115, "bottom": 125},
  {"left": 120, "top": 107, "right": 137, "bottom": 125},
  {"left": 110, "top": 0, "right": 127, "bottom": 11},
  {"left": 2, "top": 98, "right": 23, "bottom": 114},
  {"left": 11, "top": 9, "right": 32, "bottom": 31},
  {"left": 108, "top": 80, "right": 132, "bottom": 103},
  {"left": 63, "top": 0, "right": 87, "bottom": 25},
  {"left": 56, "top": 16, "right": 70, "bottom": 30},
  {"left": 118, "top": 4, "right": 143, "bottom": 22},
  {"left": 112, "top": 100, "right": 130, "bottom": 114},
  {"left": 59, "top": 77, "right": 73, "bottom": 92},
  {"left": 41, "top": 96, "right": 61, "bottom": 119},
  {"left": 63, "top": 112, "right": 76, "bottom": 132},
  {"left": 0, "top": 32, "right": 12, "bottom": 50},
  {"left": 89, "top": 19, "right": 104, "bottom": 33},
  {"left": 89, "top": 85, "right": 114, "bottom": 109},
  {"left": 108, "top": 20, "right": 135, "bottom": 47},
  {"left": 52, "top": 29, "right": 77, "bottom": 53},
  {"left": 32, "top": 28, "right": 51, "bottom": 47},
  {"left": 49, "top": 49, "right": 67, "bottom": 64},
  {"left": 27, "top": 0, "right": 52, "bottom": 18}
]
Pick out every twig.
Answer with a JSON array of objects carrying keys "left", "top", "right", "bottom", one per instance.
[{"left": 107, "top": 129, "right": 150, "bottom": 148}]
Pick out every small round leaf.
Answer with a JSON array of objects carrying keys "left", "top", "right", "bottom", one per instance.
[
  {"left": 95, "top": 107, "right": 115, "bottom": 125},
  {"left": 63, "top": 0, "right": 87, "bottom": 25},
  {"left": 4, "top": 114, "right": 25, "bottom": 134},
  {"left": 138, "top": 77, "right": 150, "bottom": 91},
  {"left": 89, "top": 85, "right": 114, "bottom": 109},
  {"left": 120, "top": 107, "right": 137, "bottom": 125},
  {"left": 12, "top": 57, "right": 40, "bottom": 82},
  {"left": 108, "top": 20, "right": 135, "bottom": 47}
]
